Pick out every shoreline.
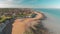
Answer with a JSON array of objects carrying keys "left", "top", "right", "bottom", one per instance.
[{"left": 12, "top": 11, "right": 49, "bottom": 34}]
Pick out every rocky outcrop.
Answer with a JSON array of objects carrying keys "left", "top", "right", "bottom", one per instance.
[{"left": 22, "top": 9, "right": 49, "bottom": 34}]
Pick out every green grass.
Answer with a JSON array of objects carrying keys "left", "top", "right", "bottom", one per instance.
[
  {"left": 0, "top": 15, "right": 12, "bottom": 23},
  {"left": 0, "top": 13, "right": 33, "bottom": 23}
]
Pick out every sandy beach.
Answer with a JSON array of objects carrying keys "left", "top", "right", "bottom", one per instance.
[{"left": 12, "top": 12, "right": 44, "bottom": 34}]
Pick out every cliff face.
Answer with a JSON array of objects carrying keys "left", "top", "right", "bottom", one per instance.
[{"left": 1, "top": 18, "right": 15, "bottom": 34}]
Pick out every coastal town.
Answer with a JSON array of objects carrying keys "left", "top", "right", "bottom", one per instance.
[{"left": 0, "top": 8, "right": 49, "bottom": 34}]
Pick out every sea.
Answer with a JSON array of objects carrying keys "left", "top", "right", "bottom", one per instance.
[{"left": 33, "top": 8, "right": 60, "bottom": 34}]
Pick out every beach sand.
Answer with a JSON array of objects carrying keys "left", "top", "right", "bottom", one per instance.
[{"left": 12, "top": 12, "right": 44, "bottom": 34}]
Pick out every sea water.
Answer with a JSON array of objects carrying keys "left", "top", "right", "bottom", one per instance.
[{"left": 34, "top": 8, "right": 60, "bottom": 34}]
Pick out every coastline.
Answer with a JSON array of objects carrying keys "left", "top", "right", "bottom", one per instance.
[
  {"left": 12, "top": 11, "right": 49, "bottom": 34},
  {"left": 0, "top": 8, "right": 49, "bottom": 34},
  {"left": 0, "top": 8, "right": 60, "bottom": 34}
]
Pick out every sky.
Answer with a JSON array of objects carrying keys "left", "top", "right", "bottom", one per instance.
[{"left": 0, "top": 0, "right": 60, "bottom": 8}]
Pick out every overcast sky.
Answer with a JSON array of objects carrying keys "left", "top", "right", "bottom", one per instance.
[{"left": 0, "top": 0, "right": 60, "bottom": 8}]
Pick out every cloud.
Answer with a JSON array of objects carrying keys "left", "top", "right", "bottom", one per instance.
[
  {"left": 0, "top": 0, "right": 60, "bottom": 8},
  {"left": 0, "top": 0, "right": 41, "bottom": 5},
  {"left": 0, "top": 4, "right": 60, "bottom": 8}
]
